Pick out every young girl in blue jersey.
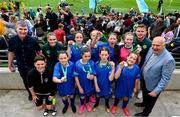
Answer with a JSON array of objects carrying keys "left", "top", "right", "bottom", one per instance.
[
  {"left": 96, "top": 33, "right": 118, "bottom": 64},
  {"left": 53, "top": 51, "right": 76, "bottom": 114},
  {"left": 74, "top": 47, "right": 96, "bottom": 114},
  {"left": 67, "top": 32, "right": 87, "bottom": 63},
  {"left": 86, "top": 29, "right": 103, "bottom": 62},
  {"left": 111, "top": 52, "right": 140, "bottom": 116},
  {"left": 93, "top": 47, "right": 115, "bottom": 113}
]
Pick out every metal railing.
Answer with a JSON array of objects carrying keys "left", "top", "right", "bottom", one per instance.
[
  {"left": 172, "top": 53, "right": 180, "bottom": 69},
  {"left": 0, "top": 49, "right": 180, "bottom": 68},
  {"left": 0, "top": 49, "right": 16, "bottom": 67}
]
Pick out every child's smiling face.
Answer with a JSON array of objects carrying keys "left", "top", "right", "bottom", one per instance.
[
  {"left": 58, "top": 53, "right": 68, "bottom": 66},
  {"left": 75, "top": 33, "right": 83, "bottom": 45},
  {"left": 125, "top": 35, "right": 133, "bottom": 47},
  {"left": 126, "top": 53, "right": 138, "bottom": 66}
]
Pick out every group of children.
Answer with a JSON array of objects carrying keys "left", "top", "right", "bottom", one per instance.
[
  {"left": 29, "top": 26, "right": 143, "bottom": 116},
  {"left": 32, "top": 29, "right": 141, "bottom": 116}
]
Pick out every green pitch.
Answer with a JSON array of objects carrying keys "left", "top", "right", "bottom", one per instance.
[{"left": 2, "top": 0, "right": 180, "bottom": 14}]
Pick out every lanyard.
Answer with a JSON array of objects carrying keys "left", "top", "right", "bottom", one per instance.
[
  {"left": 82, "top": 63, "right": 92, "bottom": 74},
  {"left": 74, "top": 43, "right": 79, "bottom": 50},
  {"left": 124, "top": 44, "right": 133, "bottom": 51},
  {"left": 74, "top": 43, "right": 82, "bottom": 50},
  {"left": 99, "top": 60, "right": 110, "bottom": 68},
  {"left": 61, "top": 65, "right": 67, "bottom": 77}
]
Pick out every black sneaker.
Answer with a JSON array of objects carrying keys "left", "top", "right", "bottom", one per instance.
[
  {"left": 43, "top": 109, "right": 49, "bottom": 116},
  {"left": 28, "top": 96, "right": 32, "bottom": 101},
  {"left": 134, "top": 112, "right": 145, "bottom": 117},
  {"left": 134, "top": 102, "right": 145, "bottom": 107},
  {"left": 71, "top": 104, "right": 76, "bottom": 113},
  {"left": 51, "top": 110, "right": 57, "bottom": 116},
  {"left": 62, "top": 105, "right": 68, "bottom": 114}
]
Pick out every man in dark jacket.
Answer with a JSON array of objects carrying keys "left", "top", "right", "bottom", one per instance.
[{"left": 8, "top": 20, "right": 41, "bottom": 101}]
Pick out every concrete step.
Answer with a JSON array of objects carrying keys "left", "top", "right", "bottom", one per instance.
[
  {"left": 0, "top": 68, "right": 180, "bottom": 90},
  {"left": 0, "top": 68, "right": 24, "bottom": 89},
  {"left": 0, "top": 90, "right": 180, "bottom": 117}
]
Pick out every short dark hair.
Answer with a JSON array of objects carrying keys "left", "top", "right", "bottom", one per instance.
[
  {"left": 34, "top": 55, "right": 46, "bottom": 63},
  {"left": 99, "top": 47, "right": 109, "bottom": 54},
  {"left": 58, "top": 50, "right": 68, "bottom": 57},
  {"left": 81, "top": 47, "right": 91, "bottom": 56}
]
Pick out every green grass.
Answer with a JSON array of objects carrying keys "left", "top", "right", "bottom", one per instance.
[{"left": 1, "top": 0, "right": 180, "bottom": 15}]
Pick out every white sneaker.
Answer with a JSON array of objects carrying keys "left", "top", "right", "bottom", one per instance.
[
  {"left": 132, "top": 92, "right": 135, "bottom": 97},
  {"left": 51, "top": 110, "right": 57, "bottom": 116},
  {"left": 137, "top": 90, "right": 142, "bottom": 99},
  {"left": 43, "top": 109, "right": 49, "bottom": 116}
]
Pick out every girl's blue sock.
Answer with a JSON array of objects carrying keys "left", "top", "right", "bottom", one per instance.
[
  {"left": 105, "top": 98, "right": 110, "bottom": 108},
  {"left": 80, "top": 97, "right": 85, "bottom": 105},
  {"left": 122, "top": 99, "right": 129, "bottom": 108},
  {"left": 114, "top": 98, "right": 119, "bottom": 106},
  {"left": 62, "top": 99, "right": 69, "bottom": 107},
  {"left": 85, "top": 95, "right": 90, "bottom": 103},
  {"left": 94, "top": 96, "right": 100, "bottom": 107},
  {"left": 70, "top": 97, "right": 75, "bottom": 106}
]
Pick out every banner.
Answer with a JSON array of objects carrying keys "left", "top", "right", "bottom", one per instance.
[{"left": 136, "top": 0, "right": 149, "bottom": 13}]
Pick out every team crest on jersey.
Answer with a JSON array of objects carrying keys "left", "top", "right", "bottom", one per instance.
[
  {"left": 143, "top": 45, "right": 147, "bottom": 49},
  {"left": 46, "top": 50, "right": 50, "bottom": 57},
  {"left": 44, "top": 78, "right": 48, "bottom": 83}
]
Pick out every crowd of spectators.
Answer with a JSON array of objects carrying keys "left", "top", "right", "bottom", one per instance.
[{"left": 0, "top": 1, "right": 179, "bottom": 116}]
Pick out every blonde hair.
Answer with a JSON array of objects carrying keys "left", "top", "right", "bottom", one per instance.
[
  {"left": 124, "top": 32, "right": 134, "bottom": 38},
  {"left": 0, "top": 22, "right": 6, "bottom": 36}
]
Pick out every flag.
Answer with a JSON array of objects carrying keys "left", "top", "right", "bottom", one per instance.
[
  {"left": 136, "top": 0, "right": 149, "bottom": 13},
  {"left": 89, "top": 0, "right": 96, "bottom": 9}
]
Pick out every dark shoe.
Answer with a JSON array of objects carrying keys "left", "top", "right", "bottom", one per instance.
[
  {"left": 28, "top": 96, "right": 32, "bottom": 101},
  {"left": 62, "top": 105, "right": 68, "bottom": 114},
  {"left": 71, "top": 104, "right": 76, "bottom": 113},
  {"left": 134, "top": 102, "right": 145, "bottom": 107},
  {"left": 134, "top": 112, "right": 145, "bottom": 117},
  {"left": 43, "top": 109, "right": 49, "bottom": 116}
]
